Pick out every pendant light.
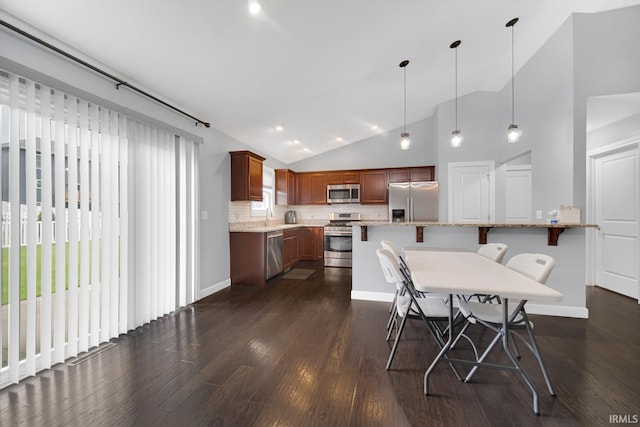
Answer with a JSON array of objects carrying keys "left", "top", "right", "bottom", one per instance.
[
  {"left": 506, "top": 17, "right": 521, "bottom": 143},
  {"left": 450, "top": 40, "right": 462, "bottom": 148},
  {"left": 399, "top": 59, "right": 411, "bottom": 150}
]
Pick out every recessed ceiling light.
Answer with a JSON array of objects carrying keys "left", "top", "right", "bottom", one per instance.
[
  {"left": 371, "top": 125, "right": 379, "bottom": 130},
  {"left": 291, "top": 139, "right": 301, "bottom": 145},
  {"left": 274, "top": 125, "right": 284, "bottom": 132},
  {"left": 336, "top": 137, "right": 343, "bottom": 142},
  {"left": 303, "top": 148, "right": 310, "bottom": 152},
  {"left": 248, "top": 0, "right": 261, "bottom": 15}
]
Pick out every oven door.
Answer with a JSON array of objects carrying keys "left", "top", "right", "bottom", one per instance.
[{"left": 324, "top": 229, "right": 353, "bottom": 267}]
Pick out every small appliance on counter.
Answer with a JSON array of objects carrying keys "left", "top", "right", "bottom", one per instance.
[{"left": 284, "top": 210, "right": 297, "bottom": 224}]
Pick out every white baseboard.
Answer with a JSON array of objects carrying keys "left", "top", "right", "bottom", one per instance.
[
  {"left": 525, "top": 303, "right": 589, "bottom": 319},
  {"left": 197, "top": 278, "right": 231, "bottom": 301},
  {"left": 351, "top": 291, "right": 589, "bottom": 319},
  {"left": 351, "top": 290, "right": 394, "bottom": 303}
]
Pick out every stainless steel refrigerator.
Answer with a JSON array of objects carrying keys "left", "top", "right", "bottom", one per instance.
[{"left": 388, "top": 181, "right": 439, "bottom": 222}]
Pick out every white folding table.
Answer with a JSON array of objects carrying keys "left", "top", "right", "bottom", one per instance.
[{"left": 404, "top": 249, "right": 564, "bottom": 415}]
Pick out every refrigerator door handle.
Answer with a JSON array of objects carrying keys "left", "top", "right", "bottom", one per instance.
[
  {"left": 409, "top": 197, "right": 413, "bottom": 222},
  {"left": 406, "top": 197, "right": 411, "bottom": 222}
]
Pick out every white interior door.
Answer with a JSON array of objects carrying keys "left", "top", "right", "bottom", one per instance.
[
  {"left": 505, "top": 165, "right": 532, "bottom": 223},
  {"left": 594, "top": 144, "right": 639, "bottom": 300},
  {"left": 448, "top": 161, "right": 494, "bottom": 223}
]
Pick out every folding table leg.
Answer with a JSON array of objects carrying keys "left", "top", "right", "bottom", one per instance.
[
  {"left": 500, "top": 298, "right": 541, "bottom": 415},
  {"left": 424, "top": 294, "right": 457, "bottom": 394},
  {"left": 521, "top": 312, "right": 556, "bottom": 396}
]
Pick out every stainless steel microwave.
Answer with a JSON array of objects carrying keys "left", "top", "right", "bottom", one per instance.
[{"left": 327, "top": 184, "right": 360, "bottom": 204}]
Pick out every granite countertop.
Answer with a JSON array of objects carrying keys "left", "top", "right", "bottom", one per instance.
[
  {"left": 229, "top": 220, "right": 329, "bottom": 233},
  {"left": 354, "top": 221, "right": 598, "bottom": 228}
]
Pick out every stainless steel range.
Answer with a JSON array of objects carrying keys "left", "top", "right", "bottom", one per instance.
[{"left": 324, "top": 212, "right": 360, "bottom": 268}]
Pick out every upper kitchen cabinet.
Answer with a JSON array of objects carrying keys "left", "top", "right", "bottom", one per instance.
[
  {"left": 275, "top": 169, "right": 297, "bottom": 205},
  {"left": 387, "top": 166, "right": 435, "bottom": 183},
  {"left": 296, "top": 172, "right": 327, "bottom": 205},
  {"left": 360, "top": 170, "right": 387, "bottom": 204},
  {"left": 230, "top": 151, "right": 265, "bottom": 201},
  {"left": 326, "top": 171, "right": 361, "bottom": 185}
]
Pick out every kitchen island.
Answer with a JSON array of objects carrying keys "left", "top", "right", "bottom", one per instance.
[{"left": 351, "top": 222, "right": 597, "bottom": 318}]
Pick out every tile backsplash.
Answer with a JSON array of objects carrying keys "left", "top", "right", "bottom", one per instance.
[{"left": 228, "top": 201, "right": 388, "bottom": 223}]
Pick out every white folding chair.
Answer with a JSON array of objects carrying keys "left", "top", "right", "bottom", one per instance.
[
  {"left": 381, "top": 240, "right": 408, "bottom": 331},
  {"left": 381, "top": 240, "right": 449, "bottom": 332},
  {"left": 376, "top": 249, "right": 454, "bottom": 372},
  {"left": 472, "top": 243, "right": 508, "bottom": 303},
  {"left": 477, "top": 243, "right": 508, "bottom": 263},
  {"left": 457, "top": 253, "right": 557, "bottom": 396}
]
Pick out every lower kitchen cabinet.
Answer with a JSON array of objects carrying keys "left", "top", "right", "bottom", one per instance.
[
  {"left": 283, "top": 228, "right": 301, "bottom": 270},
  {"left": 301, "top": 226, "right": 324, "bottom": 260},
  {"left": 230, "top": 232, "right": 268, "bottom": 287}
]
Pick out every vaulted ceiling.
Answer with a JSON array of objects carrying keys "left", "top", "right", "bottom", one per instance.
[{"left": 1, "top": 0, "right": 639, "bottom": 163}]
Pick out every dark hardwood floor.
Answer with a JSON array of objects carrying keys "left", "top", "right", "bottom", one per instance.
[{"left": 1, "top": 261, "right": 639, "bottom": 426}]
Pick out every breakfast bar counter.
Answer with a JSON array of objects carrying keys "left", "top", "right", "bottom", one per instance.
[
  {"left": 351, "top": 222, "right": 597, "bottom": 319},
  {"left": 355, "top": 221, "right": 597, "bottom": 246}
]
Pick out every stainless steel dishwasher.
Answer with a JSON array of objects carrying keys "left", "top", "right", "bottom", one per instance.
[{"left": 266, "top": 231, "right": 284, "bottom": 279}]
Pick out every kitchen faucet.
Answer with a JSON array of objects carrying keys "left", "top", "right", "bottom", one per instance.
[{"left": 265, "top": 207, "right": 272, "bottom": 225}]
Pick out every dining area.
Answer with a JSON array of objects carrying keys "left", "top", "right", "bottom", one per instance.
[{"left": 376, "top": 240, "right": 565, "bottom": 417}]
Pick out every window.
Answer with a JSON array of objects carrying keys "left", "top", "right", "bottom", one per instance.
[{"left": 251, "top": 166, "right": 274, "bottom": 217}]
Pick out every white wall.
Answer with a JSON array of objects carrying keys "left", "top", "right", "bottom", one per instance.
[
  {"left": 587, "top": 113, "right": 640, "bottom": 151},
  {"left": 287, "top": 116, "right": 437, "bottom": 172},
  {"left": 573, "top": 6, "right": 640, "bottom": 210}
]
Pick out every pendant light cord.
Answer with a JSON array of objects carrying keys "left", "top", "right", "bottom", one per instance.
[
  {"left": 511, "top": 23, "right": 515, "bottom": 124},
  {"left": 455, "top": 46, "right": 459, "bottom": 130},
  {"left": 403, "top": 66, "right": 407, "bottom": 133}
]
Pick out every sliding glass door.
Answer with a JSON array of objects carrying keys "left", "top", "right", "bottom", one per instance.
[{"left": 0, "top": 69, "right": 199, "bottom": 388}]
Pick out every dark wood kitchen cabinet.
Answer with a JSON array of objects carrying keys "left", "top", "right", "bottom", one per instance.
[
  {"left": 301, "top": 226, "right": 324, "bottom": 260},
  {"left": 275, "top": 169, "right": 297, "bottom": 205},
  {"left": 296, "top": 173, "right": 327, "bottom": 205},
  {"left": 360, "top": 170, "right": 387, "bottom": 204},
  {"left": 387, "top": 166, "right": 435, "bottom": 183},
  {"left": 229, "top": 232, "right": 267, "bottom": 287},
  {"left": 230, "top": 151, "right": 265, "bottom": 201},
  {"left": 326, "top": 171, "right": 360, "bottom": 185},
  {"left": 283, "top": 227, "right": 301, "bottom": 270}
]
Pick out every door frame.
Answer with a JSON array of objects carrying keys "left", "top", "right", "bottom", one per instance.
[
  {"left": 447, "top": 161, "right": 495, "bottom": 223},
  {"left": 586, "top": 135, "right": 640, "bottom": 300}
]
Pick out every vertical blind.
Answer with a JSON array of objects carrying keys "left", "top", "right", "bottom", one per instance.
[{"left": 0, "top": 69, "right": 199, "bottom": 388}]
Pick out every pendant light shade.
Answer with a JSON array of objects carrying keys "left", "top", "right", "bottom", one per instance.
[
  {"left": 451, "top": 130, "right": 463, "bottom": 148},
  {"left": 506, "top": 17, "right": 520, "bottom": 143},
  {"left": 400, "top": 132, "right": 411, "bottom": 150},
  {"left": 507, "top": 124, "right": 521, "bottom": 143},
  {"left": 399, "top": 59, "right": 411, "bottom": 150},
  {"left": 450, "top": 40, "right": 462, "bottom": 148}
]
